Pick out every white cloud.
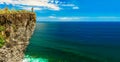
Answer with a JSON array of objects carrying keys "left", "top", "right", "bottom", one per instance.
[
  {"left": 73, "top": 6, "right": 79, "bottom": 9},
  {"left": 61, "top": 4, "right": 75, "bottom": 7},
  {"left": 0, "top": 0, "right": 80, "bottom": 10},
  {"left": 22, "top": 7, "right": 42, "bottom": 11},
  {"left": 37, "top": 16, "right": 87, "bottom": 21},
  {"left": 48, "top": 16, "right": 57, "bottom": 18},
  {"left": 37, "top": 16, "right": 120, "bottom": 22},
  {"left": 60, "top": 4, "right": 80, "bottom": 10},
  {"left": 0, "top": 0, "right": 60, "bottom": 10},
  {"left": 0, "top": 1, "right": 3, "bottom": 4},
  {"left": 59, "top": 17, "right": 80, "bottom": 21}
]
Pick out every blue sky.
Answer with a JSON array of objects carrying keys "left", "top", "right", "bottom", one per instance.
[{"left": 0, "top": 0, "right": 120, "bottom": 21}]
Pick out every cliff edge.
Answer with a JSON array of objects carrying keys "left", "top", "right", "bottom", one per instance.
[{"left": 0, "top": 11, "right": 36, "bottom": 62}]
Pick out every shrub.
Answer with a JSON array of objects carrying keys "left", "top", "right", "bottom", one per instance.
[
  {"left": 0, "top": 35, "right": 5, "bottom": 48},
  {"left": 0, "top": 26, "right": 5, "bottom": 48},
  {"left": 0, "top": 26, "right": 5, "bottom": 31},
  {"left": 0, "top": 8, "right": 34, "bottom": 14}
]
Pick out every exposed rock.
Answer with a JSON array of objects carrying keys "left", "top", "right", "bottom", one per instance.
[{"left": 0, "top": 13, "right": 36, "bottom": 62}]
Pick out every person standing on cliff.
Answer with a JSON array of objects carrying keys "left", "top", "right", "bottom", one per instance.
[
  {"left": 4, "top": 6, "right": 9, "bottom": 12},
  {"left": 31, "top": 7, "right": 34, "bottom": 12}
]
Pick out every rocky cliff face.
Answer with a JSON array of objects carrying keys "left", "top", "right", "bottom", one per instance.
[{"left": 0, "top": 13, "right": 36, "bottom": 62}]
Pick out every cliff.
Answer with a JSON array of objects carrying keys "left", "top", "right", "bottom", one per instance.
[{"left": 0, "top": 11, "right": 36, "bottom": 62}]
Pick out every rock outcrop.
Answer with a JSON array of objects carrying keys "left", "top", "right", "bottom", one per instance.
[{"left": 0, "top": 13, "right": 36, "bottom": 62}]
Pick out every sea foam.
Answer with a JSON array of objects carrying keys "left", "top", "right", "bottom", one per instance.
[{"left": 23, "top": 55, "right": 48, "bottom": 62}]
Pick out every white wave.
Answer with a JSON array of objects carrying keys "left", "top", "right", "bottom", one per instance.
[{"left": 23, "top": 55, "right": 48, "bottom": 62}]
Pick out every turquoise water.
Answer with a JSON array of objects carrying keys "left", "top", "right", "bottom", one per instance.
[{"left": 24, "top": 22, "right": 120, "bottom": 62}]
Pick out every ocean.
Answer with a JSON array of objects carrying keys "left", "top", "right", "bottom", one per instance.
[{"left": 23, "top": 22, "right": 120, "bottom": 62}]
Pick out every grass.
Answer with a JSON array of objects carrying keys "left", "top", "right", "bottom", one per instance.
[
  {"left": 0, "top": 7, "right": 34, "bottom": 14},
  {"left": 0, "top": 35, "right": 5, "bottom": 48},
  {"left": 0, "top": 26, "right": 5, "bottom": 48},
  {"left": 0, "top": 26, "right": 5, "bottom": 31}
]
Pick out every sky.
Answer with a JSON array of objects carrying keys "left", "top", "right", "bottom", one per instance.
[{"left": 0, "top": 0, "right": 120, "bottom": 21}]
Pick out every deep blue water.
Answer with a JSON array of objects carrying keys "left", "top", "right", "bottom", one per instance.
[{"left": 24, "top": 22, "right": 120, "bottom": 62}]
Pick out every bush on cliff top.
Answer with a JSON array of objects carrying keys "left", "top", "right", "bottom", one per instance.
[{"left": 0, "top": 7, "right": 34, "bottom": 14}]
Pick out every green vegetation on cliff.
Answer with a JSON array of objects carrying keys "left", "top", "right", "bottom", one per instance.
[
  {"left": 0, "top": 7, "right": 36, "bottom": 62},
  {"left": 0, "top": 35, "right": 5, "bottom": 48},
  {"left": 0, "top": 8, "right": 35, "bottom": 48},
  {"left": 0, "top": 26, "right": 5, "bottom": 48},
  {"left": 0, "top": 26, "right": 5, "bottom": 31},
  {"left": 0, "top": 7, "right": 34, "bottom": 14}
]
